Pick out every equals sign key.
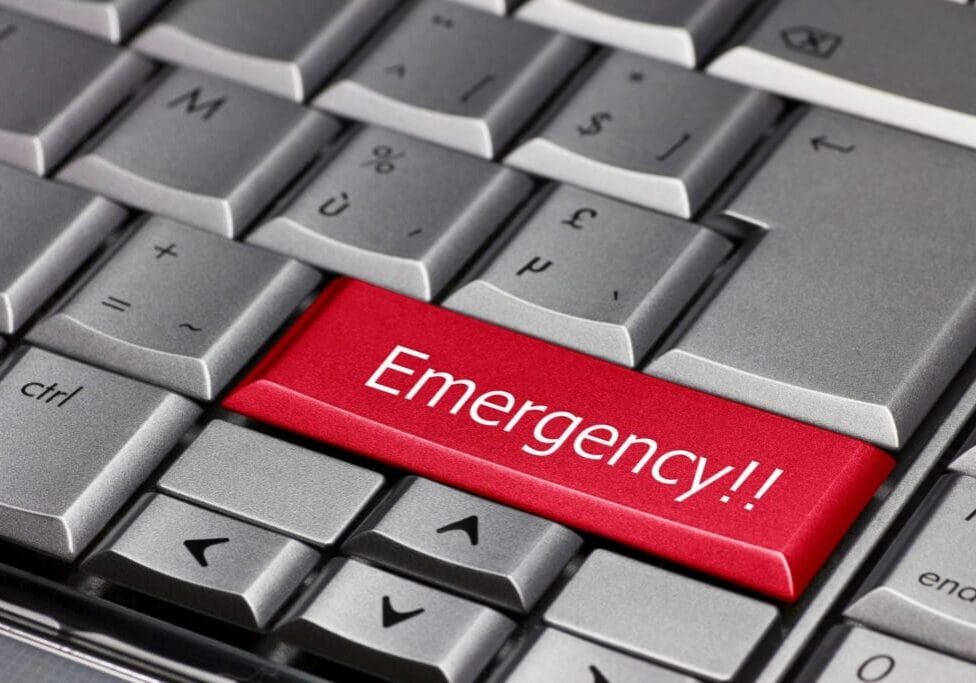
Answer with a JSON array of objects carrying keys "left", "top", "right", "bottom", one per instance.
[{"left": 101, "top": 296, "right": 131, "bottom": 312}]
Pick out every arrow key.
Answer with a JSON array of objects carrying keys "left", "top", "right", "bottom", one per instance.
[
  {"left": 84, "top": 494, "right": 318, "bottom": 630},
  {"left": 345, "top": 477, "right": 581, "bottom": 612},
  {"left": 507, "top": 629, "right": 698, "bottom": 683},
  {"left": 279, "top": 558, "right": 513, "bottom": 683}
]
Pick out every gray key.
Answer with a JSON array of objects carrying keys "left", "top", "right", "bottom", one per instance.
[
  {"left": 0, "top": 625, "right": 136, "bottom": 683},
  {"left": 132, "top": 0, "right": 399, "bottom": 101},
  {"left": 649, "top": 108, "right": 976, "bottom": 449},
  {"left": 517, "top": 0, "right": 756, "bottom": 67},
  {"left": 507, "top": 629, "right": 699, "bottom": 683},
  {"left": 845, "top": 475, "right": 976, "bottom": 662},
  {"left": 708, "top": 0, "right": 976, "bottom": 151},
  {"left": 804, "top": 627, "right": 976, "bottom": 683},
  {"left": 949, "top": 444, "right": 976, "bottom": 479},
  {"left": 545, "top": 550, "right": 777, "bottom": 681},
  {"left": 0, "top": 165, "right": 126, "bottom": 334},
  {"left": 159, "top": 420, "right": 384, "bottom": 547},
  {"left": 279, "top": 557, "right": 514, "bottom": 683},
  {"left": 314, "top": 0, "right": 587, "bottom": 158},
  {"left": 58, "top": 68, "right": 340, "bottom": 237},
  {"left": 85, "top": 493, "right": 318, "bottom": 630},
  {"left": 28, "top": 216, "right": 320, "bottom": 400},
  {"left": 447, "top": 0, "right": 513, "bottom": 14},
  {"left": 344, "top": 476, "right": 581, "bottom": 612},
  {"left": 0, "top": 0, "right": 163, "bottom": 42},
  {"left": 445, "top": 184, "right": 731, "bottom": 366},
  {"left": 0, "top": 11, "right": 152, "bottom": 175},
  {"left": 248, "top": 127, "right": 533, "bottom": 300},
  {"left": 0, "top": 348, "right": 199, "bottom": 560},
  {"left": 506, "top": 50, "right": 781, "bottom": 218}
]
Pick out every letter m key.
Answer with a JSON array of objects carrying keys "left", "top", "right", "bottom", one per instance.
[{"left": 166, "top": 88, "right": 227, "bottom": 121}]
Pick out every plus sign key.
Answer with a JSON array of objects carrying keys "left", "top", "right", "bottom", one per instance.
[{"left": 29, "top": 217, "right": 320, "bottom": 400}]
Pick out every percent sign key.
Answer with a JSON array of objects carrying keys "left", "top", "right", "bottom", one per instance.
[{"left": 361, "top": 145, "right": 404, "bottom": 174}]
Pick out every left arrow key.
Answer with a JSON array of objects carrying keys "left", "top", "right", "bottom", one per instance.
[{"left": 85, "top": 494, "right": 318, "bottom": 630}]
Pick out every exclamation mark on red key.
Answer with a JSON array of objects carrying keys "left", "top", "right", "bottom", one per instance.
[
  {"left": 745, "top": 469, "right": 784, "bottom": 511},
  {"left": 720, "top": 460, "right": 760, "bottom": 504}
]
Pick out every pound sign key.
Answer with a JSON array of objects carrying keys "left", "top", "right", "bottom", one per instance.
[{"left": 561, "top": 208, "right": 597, "bottom": 230}]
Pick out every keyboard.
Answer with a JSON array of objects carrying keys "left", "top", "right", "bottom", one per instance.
[{"left": 1, "top": 0, "right": 976, "bottom": 681}]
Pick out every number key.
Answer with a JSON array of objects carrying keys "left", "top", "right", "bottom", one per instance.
[{"left": 801, "top": 626, "right": 976, "bottom": 682}]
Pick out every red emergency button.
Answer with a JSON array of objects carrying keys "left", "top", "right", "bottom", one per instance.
[{"left": 224, "top": 279, "right": 893, "bottom": 601}]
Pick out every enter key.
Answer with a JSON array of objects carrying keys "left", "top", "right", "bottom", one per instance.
[{"left": 846, "top": 474, "right": 976, "bottom": 662}]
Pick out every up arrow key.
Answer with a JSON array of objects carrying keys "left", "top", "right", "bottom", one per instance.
[
  {"left": 183, "top": 537, "right": 229, "bottom": 568},
  {"left": 435, "top": 515, "right": 479, "bottom": 546},
  {"left": 381, "top": 595, "right": 425, "bottom": 628}
]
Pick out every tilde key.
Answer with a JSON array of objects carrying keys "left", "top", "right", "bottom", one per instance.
[{"left": 223, "top": 278, "right": 894, "bottom": 601}]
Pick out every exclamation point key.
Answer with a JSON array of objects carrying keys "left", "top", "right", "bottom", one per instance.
[{"left": 0, "top": 347, "right": 199, "bottom": 560}]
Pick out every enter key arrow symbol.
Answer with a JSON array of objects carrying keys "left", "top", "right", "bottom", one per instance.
[
  {"left": 810, "top": 135, "right": 855, "bottom": 153},
  {"left": 183, "top": 537, "right": 229, "bottom": 568}
]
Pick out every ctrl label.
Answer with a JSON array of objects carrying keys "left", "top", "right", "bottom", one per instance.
[{"left": 21, "top": 380, "right": 83, "bottom": 407}]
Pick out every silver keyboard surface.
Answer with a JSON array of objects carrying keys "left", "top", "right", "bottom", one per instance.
[{"left": 2, "top": 1, "right": 976, "bottom": 682}]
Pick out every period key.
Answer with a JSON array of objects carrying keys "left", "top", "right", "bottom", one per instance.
[{"left": 224, "top": 278, "right": 894, "bottom": 601}]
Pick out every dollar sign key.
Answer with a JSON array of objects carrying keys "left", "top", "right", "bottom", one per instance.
[{"left": 577, "top": 112, "right": 612, "bottom": 137}]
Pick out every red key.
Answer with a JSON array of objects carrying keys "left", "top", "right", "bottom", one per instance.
[{"left": 225, "top": 279, "right": 893, "bottom": 601}]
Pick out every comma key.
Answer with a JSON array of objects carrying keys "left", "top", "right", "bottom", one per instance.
[
  {"left": 0, "top": 348, "right": 199, "bottom": 560},
  {"left": 223, "top": 278, "right": 894, "bottom": 601},
  {"left": 0, "top": 10, "right": 152, "bottom": 174}
]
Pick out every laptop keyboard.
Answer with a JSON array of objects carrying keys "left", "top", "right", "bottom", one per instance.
[{"left": 1, "top": 1, "right": 976, "bottom": 682}]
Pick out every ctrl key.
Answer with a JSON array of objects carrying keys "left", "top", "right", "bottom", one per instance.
[{"left": 0, "top": 348, "right": 199, "bottom": 560}]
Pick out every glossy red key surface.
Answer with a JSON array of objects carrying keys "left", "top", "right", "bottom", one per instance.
[{"left": 225, "top": 279, "right": 893, "bottom": 601}]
